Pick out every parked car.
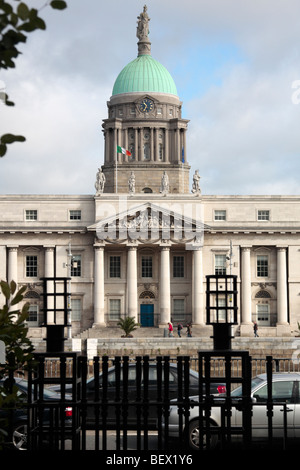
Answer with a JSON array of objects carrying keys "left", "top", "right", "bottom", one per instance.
[
  {"left": 0, "top": 378, "right": 72, "bottom": 450},
  {"left": 50, "top": 362, "right": 226, "bottom": 430},
  {"left": 166, "top": 372, "right": 300, "bottom": 450}
]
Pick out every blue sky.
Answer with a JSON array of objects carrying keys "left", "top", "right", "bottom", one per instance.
[{"left": 1, "top": 0, "right": 300, "bottom": 195}]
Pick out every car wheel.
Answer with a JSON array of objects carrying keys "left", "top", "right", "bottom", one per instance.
[
  {"left": 12, "top": 422, "right": 28, "bottom": 450},
  {"left": 188, "top": 420, "right": 218, "bottom": 451}
]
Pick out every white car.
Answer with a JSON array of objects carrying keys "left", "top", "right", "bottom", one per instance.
[{"left": 167, "top": 372, "right": 300, "bottom": 450}]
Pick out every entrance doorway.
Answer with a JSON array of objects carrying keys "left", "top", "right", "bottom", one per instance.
[{"left": 140, "top": 304, "right": 154, "bottom": 327}]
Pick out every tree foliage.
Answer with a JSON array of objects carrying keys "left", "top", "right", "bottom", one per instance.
[
  {"left": 0, "top": 0, "right": 67, "bottom": 156},
  {"left": 0, "top": 280, "right": 35, "bottom": 448}
]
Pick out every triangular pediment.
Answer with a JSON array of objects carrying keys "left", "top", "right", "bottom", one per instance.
[{"left": 88, "top": 202, "right": 209, "bottom": 246}]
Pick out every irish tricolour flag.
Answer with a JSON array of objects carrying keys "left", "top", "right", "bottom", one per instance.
[{"left": 117, "top": 145, "right": 131, "bottom": 156}]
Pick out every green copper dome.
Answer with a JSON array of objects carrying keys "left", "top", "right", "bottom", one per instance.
[{"left": 112, "top": 54, "right": 178, "bottom": 96}]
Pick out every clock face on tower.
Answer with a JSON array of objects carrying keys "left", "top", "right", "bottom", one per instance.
[{"left": 139, "top": 98, "right": 154, "bottom": 112}]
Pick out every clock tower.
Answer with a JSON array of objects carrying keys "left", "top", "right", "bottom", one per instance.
[{"left": 101, "top": 6, "right": 190, "bottom": 194}]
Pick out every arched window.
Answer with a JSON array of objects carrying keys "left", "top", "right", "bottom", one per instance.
[{"left": 255, "top": 290, "right": 271, "bottom": 298}]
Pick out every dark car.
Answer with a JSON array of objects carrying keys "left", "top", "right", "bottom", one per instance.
[
  {"left": 0, "top": 378, "right": 72, "bottom": 450},
  {"left": 51, "top": 362, "right": 226, "bottom": 430}
]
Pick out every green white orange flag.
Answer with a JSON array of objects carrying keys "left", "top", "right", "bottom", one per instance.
[{"left": 117, "top": 145, "right": 131, "bottom": 156}]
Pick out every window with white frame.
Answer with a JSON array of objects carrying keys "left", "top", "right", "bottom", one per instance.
[
  {"left": 173, "top": 255, "right": 184, "bottom": 278},
  {"left": 258, "top": 210, "right": 270, "bottom": 221},
  {"left": 214, "top": 210, "right": 226, "bottom": 221},
  {"left": 69, "top": 210, "right": 81, "bottom": 220},
  {"left": 141, "top": 255, "right": 152, "bottom": 278},
  {"left": 173, "top": 299, "right": 185, "bottom": 321},
  {"left": 257, "top": 255, "right": 268, "bottom": 277},
  {"left": 71, "top": 298, "right": 81, "bottom": 321},
  {"left": 110, "top": 256, "right": 121, "bottom": 278},
  {"left": 215, "top": 254, "right": 227, "bottom": 275},
  {"left": 27, "top": 305, "right": 39, "bottom": 325},
  {"left": 26, "top": 255, "right": 38, "bottom": 277},
  {"left": 256, "top": 303, "right": 270, "bottom": 325},
  {"left": 71, "top": 255, "right": 81, "bottom": 277},
  {"left": 109, "top": 299, "right": 121, "bottom": 320},
  {"left": 25, "top": 210, "right": 37, "bottom": 220}
]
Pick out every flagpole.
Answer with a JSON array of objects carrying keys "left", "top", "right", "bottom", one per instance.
[{"left": 116, "top": 149, "right": 118, "bottom": 193}]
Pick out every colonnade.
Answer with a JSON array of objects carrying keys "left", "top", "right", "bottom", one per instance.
[
  {"left": 93, "top": 244, "right": 290, "bottom": 328},
  {"left": 93, "top": 242, "right": 204, "bottom": 326},
  {"left": 5, "top": 244, "right": 290, "bottom": 331},
  {"left": 104, "top": 126, "right": 187, "bottom": 164}
]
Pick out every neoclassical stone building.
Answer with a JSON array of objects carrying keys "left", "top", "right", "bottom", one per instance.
[{"left": 1, "top": 7, "right": 299, "bottom": 344}]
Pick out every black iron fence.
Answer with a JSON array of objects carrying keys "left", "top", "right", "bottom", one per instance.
[{"left": 14, "top": 352, "right": 299, "bottom": 452}]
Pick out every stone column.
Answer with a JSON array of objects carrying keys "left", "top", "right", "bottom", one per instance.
[
  {"left": 7, "top": 247, "right": 18, "bottom": 285},
  {"left": 7, "top": 247, "right": 18, "bottom": 316},
  {"left": 165, "top": 129, "right": 169, "bottom": 162},
  {"left": 160, "top": 245, "right": 171, "bottom": 324},
  {"left": 93, "top": 245, "right": 105, "bottom": 326},
  {"left": 240, "top": 246, "right": 252, "bottom": 335},
  {"left": 150, "top": 127, "right": 154, "bottom": 161},
  {"left": 113, "top": 128, "right": 118, "bottom": 163},
  {"left": 139, "top": 127, "right": 143, "bottom": 161},
  {"left": 127, "top": 245, "right": 138, "bottom": 321},
  {"left": 277, "top": 247, "right": 289, "bottom": 325},
  {"left": 44, "top": 247, "right": 55, "bottom": 324},
  {"left": 134, "top": 128, "right": 138, "bottom": 161},
  {"left": 193, "top": 248, "right": 204, "bottom": 324}
]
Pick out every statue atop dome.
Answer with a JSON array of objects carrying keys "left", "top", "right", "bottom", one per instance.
[
  {"left": 137, "top": 5, "right": 151, "bottom": 56},
  {"left": 137, "top": 5, "right": 150, "bottom": 40}
]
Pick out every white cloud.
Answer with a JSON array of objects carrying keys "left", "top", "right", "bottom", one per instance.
[{"left": 1, "top": 0, "right": 300, "bottom": 195}]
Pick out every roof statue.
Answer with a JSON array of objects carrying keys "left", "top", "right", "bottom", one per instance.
[
  {"left": 136, "top": 5, "right": 150, "bottom": 41},
  {"left": 136, "top": 5, "right": 151, "bottom": 56}
]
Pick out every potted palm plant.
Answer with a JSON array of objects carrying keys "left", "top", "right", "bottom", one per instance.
[{"left": 117, "top": 316, "right": 140, "bottom": 337}]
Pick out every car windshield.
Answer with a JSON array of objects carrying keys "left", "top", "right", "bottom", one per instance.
[
  {"left": 231, "top": 377, "right": 264, "bottom": 397},
  {"left": 16, "top": 379, "right": 63, "bottom": 400}
]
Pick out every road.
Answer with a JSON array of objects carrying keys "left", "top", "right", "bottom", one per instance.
[{"left": 65, "top": 430, "right": 167, "bottom": 451}]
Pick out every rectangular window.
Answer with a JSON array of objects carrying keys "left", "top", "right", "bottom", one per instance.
[
  {"left": 25, "top": 210, "right": 37, "bottom": 220},
  {"left": 109, "top": 299, "right": 121, "bottom": 320},
  {"left": 142, "top": 256, "right": 152, "bottom": 278},
  {"left": 257, "top": 255, "right": 268, "bottom": 277},
  {"left": 71, "top": 298, "right": 81, "bottom": 321},
  {"left": 173, "top": 256, "right": 184, "bottom": 277},
  {"left": 258, "top": 210, "right": 270, "bottom": 221},
  {"left": 69, "top": 210, "right": 81, "bottom": 220},
  {"left": 28, "top": 305, "right": 38, "bottom": 325},
  {"left": 71, "top": 255, "right": 81, "bottom": 277},
  {"left": 173, "top": 299, "right": 185, "bottom": 321},
  {"left": 214, "top": 210, "right": 226, "bottom": 221},
  {"left": 256, "top": 304, "right": 270, "bottom": 325},
  {"left": 26, "top": 255, "right": 38, "bottom": 277},
  {"left": 215, "top": 254, "right": 227, "bottom": 275},
  {"left": 110, "top": 256, "right": 121, "bottom": 278}
]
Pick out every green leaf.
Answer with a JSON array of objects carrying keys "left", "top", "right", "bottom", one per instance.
[
  {"left": 17, "top": 3, "right": 29, "bottom": 21},
  {"left": 50, "top": 1, "right": 67, "bottom": 10},
  {"left": 0, "top": 281, "right": 10, "bottom": 300},
  {"left": 0, "top": 144, "right": 7, "bottom": 157},
  {"left": 9, "top": 280, "right": 17, "bottom": 295},
  {"left": 1, "top": 134, "right": 25, "bottom": 144}
]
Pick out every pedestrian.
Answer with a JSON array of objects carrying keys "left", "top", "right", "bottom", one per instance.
[
  {"left": 177, "top": 323, "right": 183, "bottom": 337},
  {"left": 168, "top": 322, "right": 173, "bottom": 337},
  {"left": 253, "top": 322, "right": 259, "bottom": 337},
  {"left": 186, "top": 323, "right": 192, "bottom": 337}
]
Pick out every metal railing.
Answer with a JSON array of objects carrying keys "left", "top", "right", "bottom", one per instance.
[{"left": 22, "top": 352, "right": 300, "bottom": 451}]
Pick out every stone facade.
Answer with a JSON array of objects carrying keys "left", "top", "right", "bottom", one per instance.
[{"left": 1, "top": 8, "right": 300, "bottom": 349}]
